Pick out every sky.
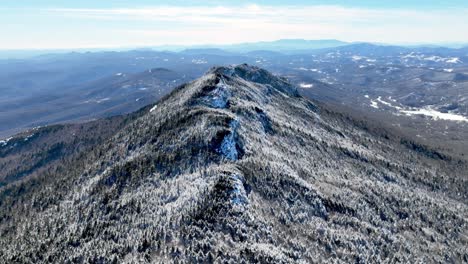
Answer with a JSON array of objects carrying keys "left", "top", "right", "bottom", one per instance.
[{"left": 1, "top": 0, "right": 468, "bottom": 50}]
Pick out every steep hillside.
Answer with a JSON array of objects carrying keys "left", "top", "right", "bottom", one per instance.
[
  {"left": 0, "top": 105, "right": 152, "bottom": 188},
  {"left": 0, "top": 65, "right": 466, "bottom": 263}
]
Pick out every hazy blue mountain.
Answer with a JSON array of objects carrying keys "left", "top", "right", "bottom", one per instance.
[
  {"left": 180, "top": 48, "right": 236, "bottom": 56},
  {"left": 223, "top": 39, "right": 349, "bottom": 53}
]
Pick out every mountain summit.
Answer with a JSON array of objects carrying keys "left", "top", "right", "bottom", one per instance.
[{"left": 0, "top": 64, "right": 466, "bottom": 263}]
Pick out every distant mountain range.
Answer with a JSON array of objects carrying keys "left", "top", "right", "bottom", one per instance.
[
  {"left": 2, "top": 39, "right": 468, "bottom": 59},
  {"left": 219, "top": 39, "right": 350, "bottom": 53},
  {"left": 1, "top": 41, "right": 468, "bottom": 157}
]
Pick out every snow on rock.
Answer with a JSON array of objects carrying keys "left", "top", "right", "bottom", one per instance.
[
  {"left": 219, "top": 120, "right": 240, "bottom": 161},
  {"left": 24, "top": 134, "right": 35, "bottom": 141},
  {"left": 370, "top": 100, "right": 379, "bottom": 109},
  {"left": 229, "top": 174, "right": 248, "bottom": 206},
  {"left": 443, "top": 68, "right": 454, "bottom": 73},
  {"left": 257, "top": 110, "right": 273, "bottom": 134},
  {"left": 0, "top": 137, "right": 12, "bottom": 147},
  {"left": 150, "top": 104, "right": 158, "bottom": 112},
  {"left": 206, "top": 79, "right": 231, "bottom": 108}
]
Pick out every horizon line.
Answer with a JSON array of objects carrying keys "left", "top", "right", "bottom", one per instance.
[{"left": 0, "top": 39, "right": 467, "bottom": 52}]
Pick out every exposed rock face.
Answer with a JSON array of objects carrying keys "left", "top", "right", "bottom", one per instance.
[
  {"left": 0, "top": 65, "right": 466, "bottom": 263},
  {"left": 219, "top": 120, "right": 241, "bottom": 161},
  {"left": 203, "top": 78, "right": 232, "bottom": 109}
]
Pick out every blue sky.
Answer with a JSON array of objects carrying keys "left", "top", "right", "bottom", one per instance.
[
  {"left": 1, "top": 1, "right": 467, "bottom": 49},
  {"left": 3, "top": 0, "right": 468, "bottom": 8}
]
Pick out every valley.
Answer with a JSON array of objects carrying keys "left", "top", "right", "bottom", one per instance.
[{"left": 2, "top": 43, "right": 467, "bottom": 158}]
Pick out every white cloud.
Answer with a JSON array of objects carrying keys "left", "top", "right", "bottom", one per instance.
[{"left": 3, "top": 5, "right": 468, "bottom": 48}]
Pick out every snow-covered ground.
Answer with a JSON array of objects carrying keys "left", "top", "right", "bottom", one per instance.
[
  {"left": 96, "top": 98, "right": 110, "bottom": 103},
  {"left": 446, "top": 57, "right": 462, "bottom": 63},
  {"left": 370, "top": 100, "right": 379, "bottom": 109},
  {"left": 402, "top": 53, "right": 461, "bottom": 64},
  {"left": 401, "top": 107, "right": 468, "bottom": 122},
  {"left": 191, "top": 59, "right": 207, "bottom": 64},
  {"left": 295, "top": 68, "right": 322, "bottom": 74},
  {"left": 299, "top": 83, "right": 313, "bottom": 88},
  {"left": 377, "top": 96, "right": 402, "bottom": 110},
  {"left": 351, "top": 55, "right": 365, "bottom": 61},
  {"left": 368, "top": 96, "right": 467, "bottom": 122}
]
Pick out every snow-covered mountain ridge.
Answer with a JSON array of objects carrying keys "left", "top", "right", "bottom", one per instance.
[{"left": 0, "top": 64, "right": 466, "bottom": 263}]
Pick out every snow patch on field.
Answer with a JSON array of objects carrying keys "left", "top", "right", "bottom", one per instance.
[
  {"left": 351, "top": 55, "right": 365, "bottom": 61},
  {"left": 401, "top": 107, "right": 468, "bottom": 122},
  {"left": 371, "top": 96, "right": 467, "bottom": 122},
  {"left": 299, "top": 83, "right": 313, "bottom": 89},
  {"left": 294, "top": 68, "right": 323, "bottom": 74},
  {"left": 370, "top": 100, "right": 379, "bottom": 109},
  {"left": 377, "top": 96, "right": 402, "bottom": 110},
  {"left": 191, "top": 59, "right": 207, "bottom": 64},
  {"left": 446, "top": 57, "right": 461, "bottom": 63},
  {"left": 424, "top": 55, "right": 444, "bottom": 62},
  {"left": 402, "top": 53, "right": 462, "bottom": 64},
  {"left": 96, "top": 98, "right": 110, "bottom": 103}
]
